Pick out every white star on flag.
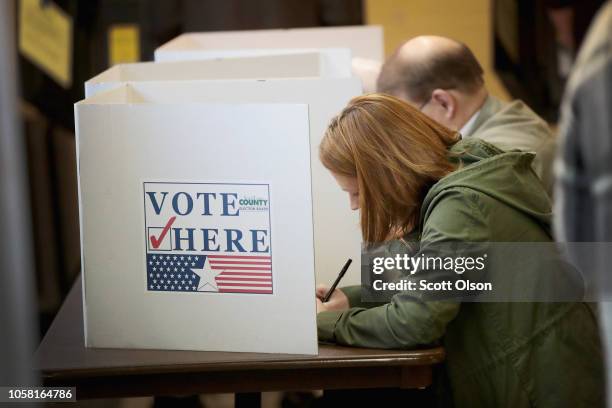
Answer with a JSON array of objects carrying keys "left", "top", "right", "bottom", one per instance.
[{"left": 192, "top": 257, "right": 222, "bottom": 292}]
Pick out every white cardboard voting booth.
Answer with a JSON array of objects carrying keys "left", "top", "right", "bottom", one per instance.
[
  {"left": 85, "top": 53, "right": 345, "bottom": 98},
  {"left": 76, "top": 86, "right": 318, "bottom": 354},
  {"left": 114, "top": 78, "right": 363, "bottom": 288},
  {"left": 154, "top": 47, "right": 352, "bottom": 79},
  {"left": 155, "top": 25, "right": 384, "bottom": 62}
]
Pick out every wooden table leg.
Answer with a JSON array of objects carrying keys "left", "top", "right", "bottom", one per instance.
[{"left": 235, "top": 392, "right": 261, "bottom": 408}]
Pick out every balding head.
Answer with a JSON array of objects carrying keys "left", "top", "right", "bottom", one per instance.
[{"left": 377, "top": 36, "right": 485, "bottom": 104}]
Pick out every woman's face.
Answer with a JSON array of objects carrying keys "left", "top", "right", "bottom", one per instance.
[{"left": 332, "top": 172, "right": 360, "bottom": 211}]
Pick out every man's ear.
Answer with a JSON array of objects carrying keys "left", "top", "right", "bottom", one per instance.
[{"left": 431, "top": 89, "right": 456, "bottom": 119}]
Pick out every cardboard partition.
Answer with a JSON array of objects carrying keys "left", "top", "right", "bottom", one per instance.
[
  {"left": 155, "top": 25, "right": 384, "bottom": 62},
  {"left": 76, "top": 89, "right": 317, "bottom": 354},
  {"left": 85, "top": 53, "right": 336, "bottom": 97},
  {"left": 153, "top": 47, "right": 352, "bottom": 79}
]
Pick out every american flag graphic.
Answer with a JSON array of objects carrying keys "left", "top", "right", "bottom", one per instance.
[
  {"left": 146, "top": 253, "right": 272, "bottom": 294},
  {"left": 208, "top": 255, "right": 272, "bottom": 294}
]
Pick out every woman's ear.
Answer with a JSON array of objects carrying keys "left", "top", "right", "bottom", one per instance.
[{"left": 431, "top": 89, "right": 457, "bottom": 120}]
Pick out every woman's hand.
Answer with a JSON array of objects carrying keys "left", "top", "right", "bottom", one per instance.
[{"left": 315, "top": 284, "right": 349, "bottom": 314}]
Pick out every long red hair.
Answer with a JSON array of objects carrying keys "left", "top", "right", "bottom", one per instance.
[{"left": 320, "top": 93, "right": 459, "bottom": 243}]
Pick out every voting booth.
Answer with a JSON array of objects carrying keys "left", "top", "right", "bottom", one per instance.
[
  {"left": 76, "top": 76, "right": 361, "bottom": 354},
  {"left": 154, "top": 25, "right": 384, "bottom": 62},
  {"left": 154, "top": 25, "right": 383, "bottom": 90},
  {"left": 155, "top": 47, "right": 353, "bottom": 79},
  {"left": 85, "top": 52, "right": 350, "bottom": 97},
  {"left": 76, "top": 24, "right": 369, "bottom": 354},
  {"left": 76, "top": 85, "right": 318, "bottom": 354}
]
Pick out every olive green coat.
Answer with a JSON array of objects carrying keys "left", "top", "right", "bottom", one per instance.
[{"left": 317, "top": 139, "right": 604, "bottom": 407}]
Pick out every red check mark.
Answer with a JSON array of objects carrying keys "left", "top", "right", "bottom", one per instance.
[{"left": 150, "top": 216, "right": 176, "bottom": 249}]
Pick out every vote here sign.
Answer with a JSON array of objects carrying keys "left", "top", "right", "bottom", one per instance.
[{"left": 143, "top": 181, "right": 272, "bottom": 295}]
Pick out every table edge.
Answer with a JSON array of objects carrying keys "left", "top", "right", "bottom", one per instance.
[{"left": 38, "top": 348, "right": 446, "bottom": 380}]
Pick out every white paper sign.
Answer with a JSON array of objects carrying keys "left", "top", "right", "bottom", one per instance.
[{"left": 143, "top": 182, "right": 273, "bottom": 294}]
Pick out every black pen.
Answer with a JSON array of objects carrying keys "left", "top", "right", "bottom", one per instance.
[{"left": 323, "top": 258, "right": 353, "bottom": 302}]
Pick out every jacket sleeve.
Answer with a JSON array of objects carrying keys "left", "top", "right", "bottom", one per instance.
[
  {"left": 318, "top": 188, "right": 489, "bottom": 349},
  {"left": 339, "top": 285, "right": 368, "bottom": 308}
]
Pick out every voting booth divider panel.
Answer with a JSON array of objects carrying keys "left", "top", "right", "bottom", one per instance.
[
  {"left": 154, "top": 26, "right": 384, "bottom": 62},
  {"left": 153, "top": 26, "right": 383, "bottom": 90},
  {"left": 76, "top": 85, "right": 318, "bottom": 354},
  {"left": 156, "top": 48, "right": 352, "bottom": 79},
  {"left": 154, "top": 47, "right": 353, "bottom": 79},
  {"left": 84, "top": 53, "right": 334, "bottom": 98}
]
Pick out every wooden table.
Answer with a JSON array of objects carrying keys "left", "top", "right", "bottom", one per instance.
[{"left": 34, "top": 278, "right": 445, "bottom": 405}]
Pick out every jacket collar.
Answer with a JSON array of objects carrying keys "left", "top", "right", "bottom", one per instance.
[{"left": 464, "top": 95, "right": 500, "bottom": 137}]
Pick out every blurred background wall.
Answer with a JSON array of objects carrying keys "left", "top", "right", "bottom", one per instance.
[{"left": 365, "top": 0, "right": 511, "bottom": 101}]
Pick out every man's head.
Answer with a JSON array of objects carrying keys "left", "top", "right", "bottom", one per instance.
[{"left": 377, "top": 36, "right": 488, "bottom": 131}]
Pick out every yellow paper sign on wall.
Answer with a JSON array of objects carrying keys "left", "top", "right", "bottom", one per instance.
[
  {"left": 19, "top": 0, "right": 73, "bottom": 88},
  {"left": 108, "top": 24, "right": 141, "bottom": 66}
]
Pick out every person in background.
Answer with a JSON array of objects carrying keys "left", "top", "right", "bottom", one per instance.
[
  {"left": 546, "top": 0, "right": 606, "bottom": 81},
  {"left": 376, "top": 35, "right": 556, "bottom": 195},
  {"left": 316, "top": 93, "right": 603, "bottom": 407},
  {"left": 554, "top": 1, "right": 612, "bottom": 405}
]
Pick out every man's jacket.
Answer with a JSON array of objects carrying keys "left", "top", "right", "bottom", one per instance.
[{"left": 466, "top": 95, "right": 556, "bottom": 195}]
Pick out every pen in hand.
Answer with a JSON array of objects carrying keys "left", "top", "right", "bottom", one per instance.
[{"left": 323, "top": 258, "right": 353, "bottom": 303}]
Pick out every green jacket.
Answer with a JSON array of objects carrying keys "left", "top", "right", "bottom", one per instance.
[
  {"left": 317, "top": 139, "right": 603, "bottom": 407},
  {"left": 467, "top": 96, "right": 557, "bottom": 196}
]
